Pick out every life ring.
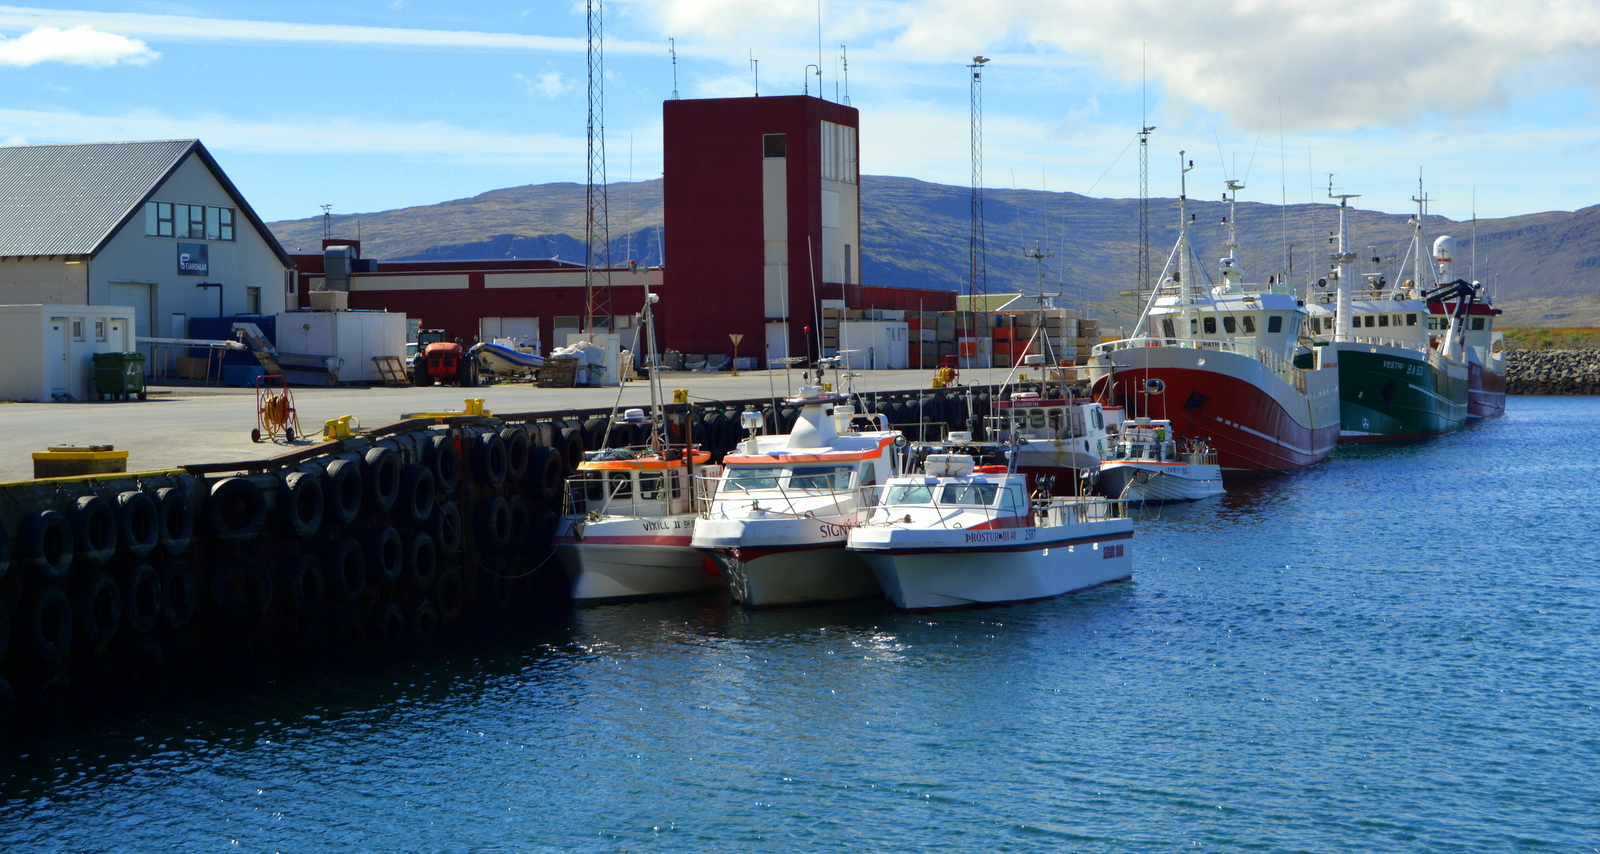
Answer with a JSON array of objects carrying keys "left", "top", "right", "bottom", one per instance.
[
  {"left": 117, "top": 563, "right": 163, "bottom": 634},
  {"left": 324, "top": 538, "right": 367, "bottom": 602},
  {"left": 363, "top": 446, "right": 401, "bottom": 512},
  {"left": 281, "top": 553, "right": 326, "bottom": 619},
  {"left": 207, "top": 477, "right": 268, "bottom": 543},
  {"left": 474, "top": 432, "right": 509, "bottom": 488},
  {"left": 404, "top": 530, "right": 438, "bottom": 592},
  {"left": 474, "top": 495, "right": 513, "bottom": 553},
  {"left": 280, "top": 470, "right": 325, "bottom": 539},
  {"left": 427, "top": 434, "right": 462, "bottom": 493},
  {"left": 160, "top": 561, "right": 198, "bottom": 629},
  {"left": 19, "top": 510, "right": 73, "bottom": 581},
  {"left": 433, "top": 568, "right": 466, "bottom": 621},
  {"left": 155, "top": 487, "right": 193, "bottom": 556},
  {"left": 431, "top": 501, "right": 463, "bottom": 560},
  {"left": 211, "top": 556, "right": 273, "bottom": 624},
  {"left": 502, "top": 428, "right": 531, "bottom": 482},
  {"left": 407, "top": 599, "right": 439, "bottom": 651},
  {"left": 397, "top": 465, "right": 435, "bottom": 525},
  {"left": 115, "top": 491, "right": 160, "bottom": 559},
  {"left": 322, "top": 457, "right": 364, "bottom": 524},
  {"left": 364, "top": 526, "right": 404, "bottom": 585},
  {"left": 30, "top": 586, "right": 73, "bottom": 661},
  {"left": 70, "top": 494, "right": 118, "bottom": 568},
  {"left": 76, "top": 571, "right": 122, "bottom": 646},
  {"left": 376, "top": 602, "right": 406, "bottom": 658}
]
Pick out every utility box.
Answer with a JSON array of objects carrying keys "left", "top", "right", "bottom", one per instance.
[
  {"left": 837, "top": 321, "right": 909, "bottom": 370},
  {"left": 274, "top": 310, "right": 406, "bottom": 383},
  {"left": 0, "top": 304, "right": 136, "bottom": 401}
]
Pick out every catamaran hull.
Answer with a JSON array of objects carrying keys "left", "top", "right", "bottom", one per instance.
[
  {"left": 1468, "top": 361, "right": 1507, "bottom": 419},
  {"left": 1330, "top": 343, "right": 1469, "bottom": 442},
  {"left": 556, "top": 539, "right": 721, "bottom": 601},
  {"left": 1098, "top": 462, "right": 1223, "bottom": 503},
  {"left": 1092, "top": 347, "right": 1338, "bottom": 477},
  {"left": 853, "top": 525, "right": 1133, "bottom": 611}
]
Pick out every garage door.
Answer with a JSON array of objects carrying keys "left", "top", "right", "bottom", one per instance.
[{"left": 108, "top": 282, "right": 155, "bottom": 372}]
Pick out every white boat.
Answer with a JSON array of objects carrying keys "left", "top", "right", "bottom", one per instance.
[
  {"left": 1098, "top": 417, "right": 1224, "bottom": 503},
  {"left": 554, "top": 442, "right": 723, "bottom": 602},
  {"left": 471, "top": 340, "right": 545, "bottom": 378},
  {"left": 692, "top": 383, "right": 905, "bottom": 608},
  {"left": 848, "top": 451, "right": 1133, "bottom": 611},
  {"left": 987, "top": 390, "right": 1115, "bottom": 493}
]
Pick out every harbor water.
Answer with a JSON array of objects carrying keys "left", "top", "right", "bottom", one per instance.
[{"left": 3, "top": 396, "right": 1597, "bottom": 851}]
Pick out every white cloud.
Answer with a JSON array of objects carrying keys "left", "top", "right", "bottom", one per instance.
[
  {"left": 516, "top": 70, "right": 569, "bottom": 98},
  {"left": 0, "top": 24, "right": 157, "bottom": 67}
]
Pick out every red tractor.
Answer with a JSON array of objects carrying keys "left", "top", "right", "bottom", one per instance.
[{"left": 411, "top": 329, "right": 479, "bottom": 387}]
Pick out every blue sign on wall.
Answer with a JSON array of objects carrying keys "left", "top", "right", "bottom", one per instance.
[{"left": 177, "top": 242, "right": 209, "bottom": 276}]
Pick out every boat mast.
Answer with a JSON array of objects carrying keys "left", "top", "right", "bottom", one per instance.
[
  {"left": 1411, "top": 178, "right": 1430, "bottom": 289},
  {"left": 642, "top": 292, "right": 663, "bottom": 449},
  {"left": 1177, "top": 151, "right": 1195, "bottom": 313},
  {"left": 1328, "top": 176, "right": 1359, "bottom": 343}
]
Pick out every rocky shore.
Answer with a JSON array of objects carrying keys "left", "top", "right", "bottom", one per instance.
[{"left": 1506, "top": 349, "right": 1600, "bottom": 394}]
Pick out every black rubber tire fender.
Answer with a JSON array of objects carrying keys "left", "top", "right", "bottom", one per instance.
[
  {"left": 473, "top": 431, "right": 509, "bottom": 488},
  {"left": 530, "top": 508, "right": 561, "bottom": 553},
  {"left": 160, "top": 561, "right": 197, "bottom": 629},
  {"left": 155, "top": 487, "right": 194, "bottom": 556},
  {"left": 322, "top": 457, "right": 364, "bottom": 525},
  {"left": 115, "top": 491, "right": 160, "bottom": 560},
  {"left": 398, "top": 464, "right": 435, "bottom": 525},
  {"left": 501, "top": 427, "right": 530, "bottom": 482},
  {"left": 280, "top": 470, "right": 325, "bottom": 539},
  {"left": 212, "top": 557, "right": 274, "bottom": 624},
  {"left": 70, "top": 494, "right": 118, "bottom": 569},
  {"left": 324, "top": 538, "right": 367, "bottom": 603},
  {"left": 364, "top": 526, "right": 404, "bottom": 585},
  {"left": 427, "top": 434, "right": 462, "bottom": 493},
  {"left": 363, "top": 446, "right": 401, "bottom": 513},
  {"left": 118, "top": 563, "right": 163, "bottom": 634},
  {"left": 404, "top": 530, "right": 438, "bottom": 592},
  {"left": 474, "top": 495, "right": 512, "bottom": 554},
  {"left": 525, "top": 444, "right": 557, "bottom": 490},
  {"left": 31, "top": 586, "right": 73, "bottom": 662},
  {"left": 557, "top": 427, "right": 585, "bottom": 477},
  {"left": 207, "top": 477, "right": 268, "bottom": 544},
  {"left": 0, "top": 600, "right": 9, "bottom": 663},
  {"left": 506, "top": 495, "right": 532, "bottom": 551},
  {"left": 18, "top": 510, "right": 72, "bottom": 582},
  {"left": 281, "top": 553, "right": 326, "bottom": 619},
  {"left": 76, "top": 571, "right": 122, "bottom": 646},
  {"left": 431, "top": 501, "right": 463, "bottom": 561},
  {"left": 376, "top": 602, "right": 405, "bottom": 658},
  {"left": 407, "top": 599, "right": 439, "bottom": 651},
  {"left": 433, "top": 568, "right": 465, "bottom": 621}
]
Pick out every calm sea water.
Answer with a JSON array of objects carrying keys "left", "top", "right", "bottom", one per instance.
[{"left": 3, "top": 396, "right": 1598, "bottom": 853}]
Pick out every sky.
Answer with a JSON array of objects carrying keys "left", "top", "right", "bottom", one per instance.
[{"left": 1, "top": 1, "right": 1596, "bottom": 225}]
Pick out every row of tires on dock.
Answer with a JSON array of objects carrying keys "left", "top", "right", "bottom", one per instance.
[{"left": 0, "top": 390, "right": 984, "bottom": 735}]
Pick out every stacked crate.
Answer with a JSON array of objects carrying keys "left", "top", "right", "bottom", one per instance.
[{"left": 820, "top": 307, "right": 843, "bottom": 357}]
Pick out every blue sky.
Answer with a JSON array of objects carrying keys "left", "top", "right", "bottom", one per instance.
[{"left": 1, "top": 1, "right": 1596, "bottom": 226}]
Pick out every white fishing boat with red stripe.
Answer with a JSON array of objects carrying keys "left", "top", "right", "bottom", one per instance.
[
  {"left": 1098, "top": 417, "right": 1224, "bottom": 503},
  {"left": 848, "top": 448, "right": 1133, "bottom": 612},
  {"left": 1089, "top": 164, "right": 1339, "bottom": 477},
  {"left": 692, "top": 382, "right": 905, "bottom": 608}
]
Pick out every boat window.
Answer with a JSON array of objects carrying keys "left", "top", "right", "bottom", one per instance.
[
  {"left": 1013, "top": 413, "right": 1027, "bottom": 433},
  {"left": 861, "top": 461, "right": 877, "bottom": 485},
  {"left": 1223, "top": 316, "right": 1237, "bottom": 333},
  {"left": 998, "top": 485, "right": 1025, "bottom": 511},
  {"left": 885, "top": 484, "right": 934, "bottom": 505},
  {"left": 1029, "top": 409, "right": 1046, "bottom": 429},
  {"left": 724, "top": 467, "right": 783, "bottom": 492},
  {"left": 1047, "top": 409, "right": 1063, "bottom": 434},
  {"left": 669, "top": 470, "right": 683, "bottom": 499},
  {"left": 607, "top": 471, "right": 633, "bottom": 499},
  {"left": 1203, "top": 317, "right": 1217, "bottom": 334},
  {"left": 1378, "top": 315, "right": 1389, "bottom": 327},
  {"left": 1267, "top": 315, "right": 1283, "bottom": 333},
  {"left": 939, "top": 483, "right": 999, "bottom": 506},
  {"left": 1472, "top": 317, "right": 1485, "bottom": 330},
  {"left": 579, "top": 474, "right": 607, "bottom": 503},
  {"left": 1242, "top": 316, "right": 1256, "bottom": 333},
  {"left": 1190, "top": 318, "right": 1199, "bottom": 335},
  {"left": 788, "top": 466, "right": 854, "bottom": 491},
  {"left": 639, "top": 473, "right": 665, "bottom": 500},
  {"left": 1162, "top": 318, "right": 1176, "bottom": 338},
  {"left": 1091, "top": 407, "right": 1103, "bottom": 430},
  {"left": 1406, "top": 313, "right": 1418, "bottom": 326}
]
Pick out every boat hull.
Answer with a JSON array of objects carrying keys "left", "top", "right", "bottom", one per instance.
[
  {"left": 1092, "top": 345, "right": 1339, "bottom": 477},
  {"left": 1099, "top": 461, "right": 1223, "bottom": 503},
  {"left": 1330, "top": 343, "right": 1469, "bottom": 442},
  {"left": 852, "top": 523, "right": 1133, "bottom": 611},
  {"left": 555, "top": 515, "right": 720, "bottom": 602},
  {"left": 693, "top": 516, "right": 880, "bottom": 607},
  {"left": 1468, "top": 360, "right": 1507, "bottom": 419}
]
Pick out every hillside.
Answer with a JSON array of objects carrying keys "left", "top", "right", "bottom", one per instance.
[{"left": 268, "top": 176, "right": 1600, "bottom": 327}]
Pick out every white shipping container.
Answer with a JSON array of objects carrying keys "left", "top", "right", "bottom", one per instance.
[
  {"left": 837, "top": 321, "right": 909, "bottom": 369},
  {"left": 276, "top": 310, "right": 407, "bottom": 383}
]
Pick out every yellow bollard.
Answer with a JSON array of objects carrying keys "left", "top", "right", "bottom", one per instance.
[
  {"left": 322, "top": 415, "right": 357, "bottom": 441},
  {"left": 673, "top": 388, "right": 689, "bottom": 404}
]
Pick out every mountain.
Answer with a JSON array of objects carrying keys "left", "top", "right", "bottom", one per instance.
[{"left": 268, "top": 176, "right": 1600, "bottom": 327}]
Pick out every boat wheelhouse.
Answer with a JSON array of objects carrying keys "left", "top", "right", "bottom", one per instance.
[{"left": 985, "top": 391, "right": 1114, "bottom": 493}]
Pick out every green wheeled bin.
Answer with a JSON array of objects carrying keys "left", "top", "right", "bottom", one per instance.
[{"left": 92, "top": 351, "right": 147, "bottom": 401}]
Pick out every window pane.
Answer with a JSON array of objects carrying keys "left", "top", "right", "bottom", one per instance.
[
  {"left": 1378, "top": 315, "right": 1389, "bottom": 327},
  {"left": 938, "top": 483, "right": 998, "bottom": 506},
  {"left": 220, "top": 209, "right": 235, "bottom": 241},
  {"left": 1203, "top": 317, "right": 1217, "bottom": 334},
  {"left": 724, "top": 467, "right": 782, "bottom": 492},
  {"left": 1267, "top": 315, "right": 1283, "bottom": 333},
  {"left": 1223, "top": 316, "right": 1236, "bottom": 333},
  {"left": 788, "top": 466, "right": 852, "bottom": 491},
  {"left": 1242, "top": 316, "right": 1256, "bottom": 333},
  {"left": 190, "top": 206, "right": 205, "bottom": 238},
  {"left": 885, "top": 484, "right": 933, "bottom": 504},
  {"left": 763, "top": 133, "right": 787, "bottom": 158},
  {"left": 1406, "top": 313, "right": 1417, "bottom": 326},
  {"left": 206, "top": 207, "right": 220, "bottom": 240}
]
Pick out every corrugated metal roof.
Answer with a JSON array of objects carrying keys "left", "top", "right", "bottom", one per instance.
[{"left": 0, "top": 139, "right": 196, "bottom": 257}]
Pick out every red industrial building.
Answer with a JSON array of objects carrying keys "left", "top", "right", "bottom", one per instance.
[{"left": 295, "top": 94, "right": 954, "bottom": 359}]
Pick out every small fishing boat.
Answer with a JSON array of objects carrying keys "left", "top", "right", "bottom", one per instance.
[
  {"left": 1098, "top": 417, "right": 1223, "bottom": 503},
  {"left": 692, "top": 378, "right": 905, "bottom": 608},
  {"left": 471, "top": 341, "right": 545, "bottom": 378},
  {"left": 848, "top": 449, "right": 1132, "bottom": 611},
  {"left": 986, "top": 390, "right": 1115, "bottom": 494}
]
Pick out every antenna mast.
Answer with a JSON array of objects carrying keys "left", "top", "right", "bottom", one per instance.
[
  {"left": 669, "top": 37, "right": 679, "bottom": 100},
  {"left": 968, "top": 56, "right": 989, "bottom": 315},
  {"left": 584, "top": 0, "right": 613, "bottom": 338},
  {"left": 1139, "top": 46, "right": 1153, "bottom": 293},
  {"left": 320, "top": 204, "right": 332, "bottom": 241},
  {"left": 841, "top": 45, "right": 850, "bottom": 106},
  {"left": 1327, "top": 175, "right": 1359, "bottom": 343}
]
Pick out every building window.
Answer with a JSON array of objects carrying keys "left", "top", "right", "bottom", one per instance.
[
  {"left": 285, "top": 269, "right": 297, "bottom": 296},
  {"left": 844, "top": 245, "right": 852, "bottom": 285},
  {"left": 71, "top": 319, "right": 84, "bottom": 341},
  {"left": 145, "top": 202, "right": 175, "bottom": 237},
  {"left": 763, "top": 134, "right": 787, "bottom": 158},
  {"left": 820, "top": 121, "right": 857, "bottom": 183},
  {"left": 144, "top": 201, "right": 236, "bottom": 241},
  {"left": 94, "top": 319, "right": 107, "bottom": 341},
  {"left": 245, "top": 286, "right": 262, "bottom": 314},
  {"left": 219, "top": 208, "right": 234, "bottom": 241}
]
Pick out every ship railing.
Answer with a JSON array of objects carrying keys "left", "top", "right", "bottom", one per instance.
[
  {"left": 692, "top": 471, "right": 860, "bottom": 519},
  {"left": 565, "top": 471, "right": 679, "bottom": 518},
  {"left": 1092, "top": 336, "right": 1306, "bottom": 391},
  {"left": 1037, "top": 495, "right": 1131, "bottom": 525},
  {"left": 1349, "top": 334, "right": 1428, "bottom": 352}
]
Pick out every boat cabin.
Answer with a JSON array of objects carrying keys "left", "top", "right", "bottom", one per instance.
[
  {"left": 570, "top": 449, "right": 715, "bottom": 518},
  {"left": 990, "top": 392, "right": 1108, "bottom": 443}
]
